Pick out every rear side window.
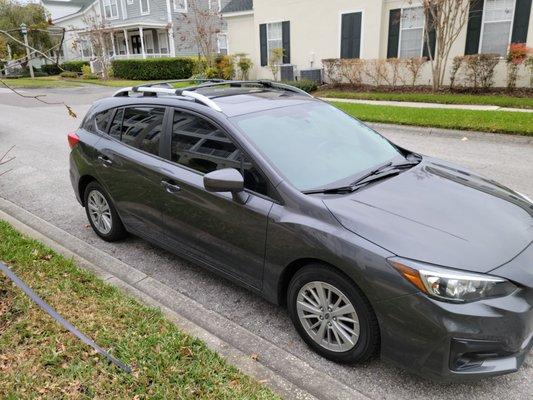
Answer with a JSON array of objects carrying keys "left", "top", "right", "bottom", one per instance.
[
  {"left": 108, "top": 108, "right": 123, "bottom": 140},
  {"left": 171, "top": 110, "right": 272, "bottom": 197},
  {"left": 120, "top": 106, "right": 165, "bottom": 156},
  {"left": 94, "top": 108, "right": 114, "bottom": 133}
]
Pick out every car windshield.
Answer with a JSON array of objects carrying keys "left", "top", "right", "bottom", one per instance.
[{"left": 231, "top": 102, "right": 403, "bottom": 191}]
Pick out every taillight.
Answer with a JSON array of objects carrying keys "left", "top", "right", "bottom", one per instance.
[{"left": 67, "top": 132, "right": 80, "bottom": 149}]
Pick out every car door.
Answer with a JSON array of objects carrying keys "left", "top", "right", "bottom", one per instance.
[
  {"left": 93, "top": 105, "right": 170, "bottom": 239},
  {"left": 158, "top": 108, "right": 276, "bottom": 289}
]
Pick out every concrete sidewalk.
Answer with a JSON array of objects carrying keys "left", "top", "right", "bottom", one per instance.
[{"left": 320, "top": 97, "right": 533, "bottom": 113}]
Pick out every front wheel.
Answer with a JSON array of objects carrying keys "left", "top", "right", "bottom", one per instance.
[
  {"left": 287, "top": 264, "right": 379, "bottom": 364},
  {"left": 84, "top": 181, "right": 127, "bottom": 242}
]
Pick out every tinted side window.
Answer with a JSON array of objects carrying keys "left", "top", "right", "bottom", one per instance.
[
  {"left": 108, "top": 108, "right": 123, "bottom": 140},
  {"left": 171, "top": 110, "right": 271, "bottom": 197},
  {"left": 121, "top": 106, "right": 165, "bottom": 156},
  {"left": 171, "top": 110, "right": 240, "bottom": 173},
  {"left": 95, "top": 108, "right": 114, "bottom": 133}
]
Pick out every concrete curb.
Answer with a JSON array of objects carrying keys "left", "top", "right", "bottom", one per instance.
[
  {"left": 0, "top": 197, "right": 371, "bottom": 400},
  {"left": 320, "top": 97, "right": 533, "bottom": 113}
]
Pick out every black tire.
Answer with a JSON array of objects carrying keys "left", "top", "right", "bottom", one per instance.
[
  {"left": 287, "top": 263, "right": 379, "bottom": 364},
  {"left": 84, "top": 181, "right": 127, "bottom": 242}
]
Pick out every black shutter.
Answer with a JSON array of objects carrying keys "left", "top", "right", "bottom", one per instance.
[
  {"left": 259, "top": 23, "right": 267, "bottom": 66},
  {"left": 387, "top": 9, "right": 401, "bottom": 58},
  {"left": 465, "top": 0, "right": 484, "bottom": 55},
  {"left": 340, "top": 12, "right": 362, "bottom": 59},
  {"left": 511, "top": 0, "right": 532, "bottom": 43},
  {"left": 423, "top": 8, "right": 436, "bottom": 59},
  {"left": 282, "top": 21, "right": 291, "bottom": 64}
]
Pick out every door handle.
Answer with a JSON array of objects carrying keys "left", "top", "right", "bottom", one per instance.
[
  {"left": 161, "top": 180, "right": 181, "bottom": 193},
  {"left": 98, "top": 155, "right": 113, "bottom": 167}
]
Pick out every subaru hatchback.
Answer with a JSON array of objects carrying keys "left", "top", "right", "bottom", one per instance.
[{"left": 69, "top": 81, "right": 533, "bottom": 381}]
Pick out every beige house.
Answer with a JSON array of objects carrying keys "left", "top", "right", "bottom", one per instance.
[{"left": 222, "top": 0, "right": 533, "bottom": 87}]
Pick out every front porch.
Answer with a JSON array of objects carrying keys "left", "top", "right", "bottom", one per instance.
[{"left": 77, "top": 24, "right": 175, "bottom": 61}]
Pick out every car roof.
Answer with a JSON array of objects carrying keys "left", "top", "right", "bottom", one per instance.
[{"left": 99, "top": 84, "right": 318, "bottom": 118}]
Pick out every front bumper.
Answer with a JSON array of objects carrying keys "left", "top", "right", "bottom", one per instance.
[{"left": 374, "top": 287, "right": 533, "bottom": 382}]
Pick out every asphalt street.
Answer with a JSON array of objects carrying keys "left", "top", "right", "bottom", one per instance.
[{"left": 1, "top": 86, "right": 532, "bottom": 400}]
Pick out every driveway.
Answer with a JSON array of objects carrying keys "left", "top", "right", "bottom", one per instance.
[{"left": 1, "top": 86, "right": 532, "bottom": 400}]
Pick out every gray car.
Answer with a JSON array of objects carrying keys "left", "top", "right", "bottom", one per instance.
[{"left": 68, "top": 80, "right": 533, "bottom": 382}]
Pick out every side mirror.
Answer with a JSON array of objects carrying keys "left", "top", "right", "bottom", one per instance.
[{"left": 203, "top": 168, "right": 249, "bottom": 204}]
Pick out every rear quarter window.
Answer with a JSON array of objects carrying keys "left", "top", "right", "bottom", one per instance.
[{"left": 94, "top": 108, "right": 114, "bottom": 133}]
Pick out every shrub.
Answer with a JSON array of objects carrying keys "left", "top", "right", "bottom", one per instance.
[
  {"left": 322, "top": 58, "right": 342, "bottom": 85},
  {"left": 403, "top": 57, "right": 427, "bottom": 86},
  {"left": 339, "top": 59, "right": 363, "bottom": 87},
  {"left": 507, "top": 43, "right": 531, "bottom": 90},
  {"left": 463, "top": 54, "right": 499, "bottom": 89},
  {"left": 449, "top": 56, "right": 463, "bottom": 89},
  {"left": 283, "top": 79, "right": 318, "bottom": 93},
  {"left": 62, "top": 61, "right": 89, "bottom": 73},
  {"left": 111, "top": 57, "right": 196, "bottom": 80},
  {"left": 41, "top": 64, "right": 62, "bottom": 75},
  {"left": 363, "top": 59, "right": 388, "bottom": 86},
  {"left": 60, "top": 71, "right": 78, "bottom": 78},
  {"left": 235, "top": 53, "right": 253, "bottom": 80},
  {"left": 215, "top": 54, "right": 234, "bottom": 80}
]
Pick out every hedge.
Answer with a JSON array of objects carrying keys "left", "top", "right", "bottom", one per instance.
[
  {"left": 41, "top": 64, "right": 62, "bottom": 75},
  {"left": 111, "top": 57, "right": 196, "bottom": 80},
  {"left": 62, "top": 61, "right": 90, "bottom": 73}
]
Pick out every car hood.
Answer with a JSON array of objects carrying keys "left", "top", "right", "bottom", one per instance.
[{"left": 323, "top": 158, "right": 533, "bottom": 273}]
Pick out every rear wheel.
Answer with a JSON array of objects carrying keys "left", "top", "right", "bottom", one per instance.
[
  {"left": 84, "top": 181, "right": 127, "bottom": 242},
  {"left": 287, "top": 264, "right": 379, "bottom": 364}
]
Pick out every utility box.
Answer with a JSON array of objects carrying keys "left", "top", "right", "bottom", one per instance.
[
  {"left": 280, "top": 64, "right": 295, "bottom": 81},
  {"left": 300, "top": 68, "right": 322, "bottom": 84}
]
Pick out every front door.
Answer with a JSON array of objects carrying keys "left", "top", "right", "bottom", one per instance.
[
  {"left": 159, "top": 108, "right": 275, "bottom": 289},
  {"left": 131, "top": 35, "right": 142, "bottom": 54}
]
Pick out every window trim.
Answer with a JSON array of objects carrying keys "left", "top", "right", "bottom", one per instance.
[
  {"left": 338, "top": 9, "right": 365, "bottom": 59},
  {"left": 102, "top": 0, "right": 119, "bottom": 20},
  {"left": 266, "top": 21, "right": 283, "bottom": 64},
  {"left": 217, "top": 32, "right": 228, "bottom": 54},
  {"left": 167, "top": 107, "right": 282, "bottom": 204},
  {"left": 208, "top": 0, "right": 221, "bottom": 12},
  {"left": 478, "top": 0, "right": 516, "bottom": 56},
  {"left": 140, "top": 0, "right": 150, "bottom": 15},
  {"left": 173, "top": 0, "right": 187, "bottom": 13},
  {"left": 127, "top": 0, "right": 133, "bottom": 4},
  {"left": 398, "top": 6, "right": 425, "bottom": 58}
]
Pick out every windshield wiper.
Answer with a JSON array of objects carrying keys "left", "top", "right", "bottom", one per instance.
[{"left": 304, "top": 156, "right": 423, "bottom": 195}]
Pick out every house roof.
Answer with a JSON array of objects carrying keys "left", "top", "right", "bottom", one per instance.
[
  {"left": 222, "top": 0, "right": 253, "bottom": 14},
  {"left": 42, "top": 0, "right": 95, "bottom": 16}
]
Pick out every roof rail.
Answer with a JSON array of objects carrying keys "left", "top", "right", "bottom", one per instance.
[
  {"left": 112, "top": 79, "right": 312, "bottom": 113},
  {"left": 112, "top": 86, "right": 223, "bottom": 112}
]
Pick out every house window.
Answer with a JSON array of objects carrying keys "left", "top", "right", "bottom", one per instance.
[
  {"left": 158, "top": 32, "right": 169, "bottom": 54},
  {"left": 267, "top": 22, "right": 283, "bottom": 62},
  {"left": 217, "top": 33, "right": 228, "bottom": 54},
  {"left": 79, "top": 37, "right": 91, "bottom": 58},
  {"left": 127, "top": 0, "right": 133, "bottom": 4},
  {"left": 173, "top": 0, "right": 187, "bottom": 12},
  {"left": 480, "top": 0, "right": 515, "bottom": 55},
  {"left": 140, "top": 0, "right": 150, "bottom": 15},
  {"left": 208, "top": 0, "right": 221, "bottom": 12},
  {"left": 103, "top": 0, "right": 119, "bottom": 19},
  {"left": 399, "top": 7, "right": 424, "bottom": 58}
]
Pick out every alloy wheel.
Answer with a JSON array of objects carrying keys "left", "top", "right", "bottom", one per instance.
[
  {"left": 87, "top": 190, "right": 113, "bottom": 235},
  {"left": 296, "top": 281, "right": 360, "bottom": 352}
]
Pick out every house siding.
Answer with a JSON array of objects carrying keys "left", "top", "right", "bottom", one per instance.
[{"left": 225, "top": 0, "right": 533, "bottom": 87}]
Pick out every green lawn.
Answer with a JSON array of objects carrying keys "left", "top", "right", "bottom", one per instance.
[
  {"left": 1, "top": 76, "right": 194, "bottom": 89},
  {"left": 0, "top": 220, "right": 278, "bottom": 400},
  {"left": 318, "top": 90, "right": 533, "bottom": 109},
  {"left": 332, "top": 101, "right": 533, "bottom": 135}
]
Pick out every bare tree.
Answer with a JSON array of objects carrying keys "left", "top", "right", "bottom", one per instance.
[
  {"left": 176, "top": 0, "right": 223, "bottom": 70},
  {"left": 268, "top": 47, "right": 284, "bottom": 81},
  {"left": 0, "top": 145, "right": 15, "bottom": 177},
  {"left": 75, "top": 13, "right": 114, "bottom": 79},
  {"left": 419, "top": 0, "right": 471, "bottom": 90}
]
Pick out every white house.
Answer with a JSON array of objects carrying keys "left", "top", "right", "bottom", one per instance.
[{"left": 222, "top": 0, "right": 533, "bottom": 87}]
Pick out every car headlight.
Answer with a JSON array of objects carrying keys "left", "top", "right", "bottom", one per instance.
[{"left": 389, "top": 258, "right": 517, "bottom": 303}]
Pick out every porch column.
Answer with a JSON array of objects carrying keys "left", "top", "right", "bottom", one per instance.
[
  {"left": 168, "top": 27, "right": 176, "bottom": 57},
  {"left": 123, "top": 29, "right": 130, "bottom": 59},
  {"left": 110, "top": 31, "right": 117, "bottom": 57},
  {"left": 139, "top": 26, "right": 146, "bottom": 59}
]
